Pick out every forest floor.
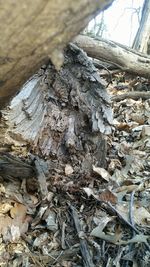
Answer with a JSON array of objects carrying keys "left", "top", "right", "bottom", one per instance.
[{"left": 0, "top": 72, "right": 150, "bottom": 267}]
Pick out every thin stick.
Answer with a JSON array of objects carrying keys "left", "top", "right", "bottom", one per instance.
[
  {"left": 129, "top": 190, "right": 135, "bottom": 228},
  {"left": 111, "top": 91, "right": 150, "bottom": 102},
  {"left": 69, "top": 205, "right": 95, "bottom": 267}
]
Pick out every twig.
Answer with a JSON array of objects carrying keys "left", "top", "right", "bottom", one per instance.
[
  {"left": 129, "top": 190, "right": 135, "bottom": 229},
  {"left": 111, "top": 91, "right": 150, "bottom": 102},
  {"left": 125, "top": 191, "right": 136, "bottom": 267},
  {"left": 61, "top": 222, "right": 66, "bottom": 249},
  {"left": 69, "top": 205, "right": 95, "bottom": 267}
]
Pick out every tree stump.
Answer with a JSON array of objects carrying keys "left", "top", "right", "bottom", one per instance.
[{"left": 0, "top": 44, "right": 113, "bottom": 176}]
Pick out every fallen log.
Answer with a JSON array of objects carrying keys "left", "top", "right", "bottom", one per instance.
[
  {"left": 0, "top": 0, "right": 114, "bottom": 107},
  {"left": 74, "top": 35, "right": 150, "bottom": 78}
]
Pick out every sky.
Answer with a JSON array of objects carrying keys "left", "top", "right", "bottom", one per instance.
[{"left": 88, "top": 0, "right": 144, "bottom": 46}]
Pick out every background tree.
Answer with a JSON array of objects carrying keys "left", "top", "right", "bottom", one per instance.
[{"left": 132, "top": 0, "right": 150, "bottom": 54}]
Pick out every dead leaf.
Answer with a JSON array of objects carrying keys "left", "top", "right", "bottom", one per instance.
[
  {"left": 116, "top": 204, "right": 150, "bottom": 226},
  {"left": 0, "top": 184, "right": 6, "bottom": 194},
  {"left": 93, "top": 165, "right": 110, "bottom": 182},
  {"left": 142, "top": 125, "right": 150, "bottom": 137},
  {"left": 108, "top": 159, "right": 122, "bottom": 172},
  {"left": 33, "top": 232, "right": 49, "bottom": 247},
  {"left": 133, "top": 207, "right": 150, "bottom": 225},
  {"left": 0, "top": 203, "right": 13, "bottom": 214},
  {"left": 10, "top": 203, "right": 27, "bottom": 220},
  {"left": 115, "top": 185, "right": 138, "bottom": 193},
  {"left": 65, "top": 164, "right": 74, "bottom": 176},
  {"left": 0, "top": 202, "right": 29, "bottom": 242},
  {"left": 91, "top": 218, "right": 122, "bottom": 244},
  {"left": 43, "top": 210, "right": 58, "bottom": 232},
  {"left": 99, "top": 189, "right": 118, "bottom": 204}
]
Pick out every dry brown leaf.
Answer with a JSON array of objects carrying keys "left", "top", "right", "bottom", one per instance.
[
  {"left": 92, "top": 165, "right": 110, "bottom": 182},
  {"left": 115, "top": 185, "right": 138, "bottom": 193},
  {"left": 131, "top": 114, "right": 145, "bottom": 124},
  {"left": 0, "top": 202, "right": 29, "bottom": 242},
  {"left": 10, "top": 203, "right": 27, "bottom": 220},
  {"left": 116, "top": 122, "right": 130, "bottom": 131},
  {"left": 99, "top": 189, "right": 118, "bottom": 204}
]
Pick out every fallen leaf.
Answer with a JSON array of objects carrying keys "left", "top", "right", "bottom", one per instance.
[
  {"left": 108, "top": 159, "right": 122, "bottom": 172},
  {"left": 0, "top": 202, "right": 29, "bottom": 242},
  {"left": 93, "top": 165, "right": 110, "bottom": 182},
  {"left": 115, "top": 185, "right": 138, "bottom": 193},
  {"left": 91, "top": 218, "right": 122, "bottom": 244},
  {"left": 0, "top": 203, "right": 13, "bottom": 214},
  {"left": 43, "top": 210, "right": 58, "bottom": 232},
  {"left": 133, "top": 207, "right": 150, "bottom": 225},
  {"left": 141, "top": 125, "right": 150, "bottom": 137},
  {"left": 33, "top": 232, "right": 49, "bottom": 247},
  {"left": 99, "top": 189, "right": 118, "bottom": 204},
  {"left": 65, "top": 164, "right": 74, "bottom": 176},
  {"left": 10, "top": 203, "right": 27, "bottom": 220},
  {"left": 116, "top": 204, "right": 150, "bottom": 226}
]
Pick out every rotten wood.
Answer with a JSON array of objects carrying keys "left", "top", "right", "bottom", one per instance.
[
  {"left": 34, "top": 156, "right": 48, "bottom": 199},
  {"left": 0, "top": 153, "right": 35, "bottom": 180},
  {"left": 74, "top": 35, "right": 150, "bottom": 78},
  {"left": 0, "top": 0, "right": 114, "bottom": 107},
  {"left": 0, "top": 44, "right": 112, "bottom": 175}
]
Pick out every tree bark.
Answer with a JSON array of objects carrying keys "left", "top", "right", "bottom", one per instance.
[
  {"left": 74, "top": 35, "right": 150, "bottom": 78},
  {"left": 0, "top": 0, "right": 114, "bottom": 107},
  {"left": 132, "top": 0, "right": 150, "bottom": 54}
]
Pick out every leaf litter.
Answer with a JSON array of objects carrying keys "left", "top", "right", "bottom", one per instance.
[{"left": 0, "top": 74, "right": 150, "bottom": 267}]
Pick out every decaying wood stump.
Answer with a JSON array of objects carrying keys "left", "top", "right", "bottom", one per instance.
[{"left": 0, "top": 44, "right": 113, "bottom": 175}]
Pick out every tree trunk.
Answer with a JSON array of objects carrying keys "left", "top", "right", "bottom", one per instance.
[
  {"left": 0, "top": 44, "right": 113, "bottom": 175},
  {"left": 0, "top": 0, "right": 114, "bottom": 108},
  {"left": 74, "top": 35, "right": 150, "bottom": 78},
  {"left": 132, "top": 0, "right": 150, "bottom": 54}
]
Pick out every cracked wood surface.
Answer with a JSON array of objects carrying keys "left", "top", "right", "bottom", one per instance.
[{"left": 0, "top": 44, "right": 113, "bottom": 172}]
